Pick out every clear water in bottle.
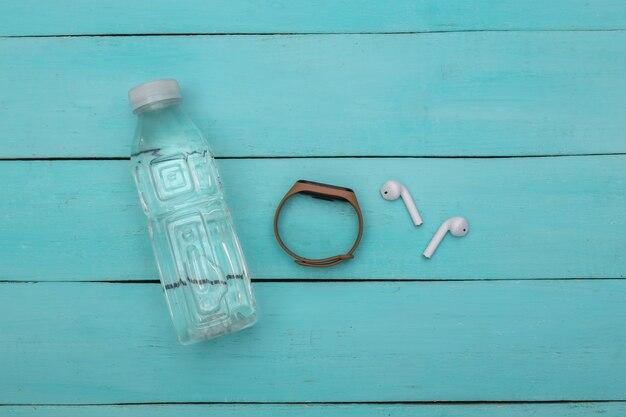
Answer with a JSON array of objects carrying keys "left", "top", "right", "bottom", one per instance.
[{"left": 128, "top": 79, "right": 257, "bottom": 344}]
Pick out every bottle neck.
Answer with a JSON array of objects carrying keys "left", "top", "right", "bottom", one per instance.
[{"left": 134, "top": 98, "right": 181, "bottom": 115}]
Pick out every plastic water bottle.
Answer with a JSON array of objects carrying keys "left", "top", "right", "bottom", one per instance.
[{"left": 128, "top": 79, "right": 257, "bottom": 344}]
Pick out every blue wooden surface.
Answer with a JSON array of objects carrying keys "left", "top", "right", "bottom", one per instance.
[
  {"left": 1, "top": 1, "right": 626, "bottom": 415},
  {"left": 2, "top": 157, "right": 626, "bottom": 281},
  {"left": 2, "top": 281, "right": 626, "bottom": 403},
  {"left": 4, "top": 403, "right": 626, "bottom": 417},
  {"left": 2, "top": 0, "right": 626, "bottom": 36},
  {"left": 1, "top": 33, "right": 626, "bottom": 158}
]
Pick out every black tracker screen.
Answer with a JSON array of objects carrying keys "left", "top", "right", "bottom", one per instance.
[{"left": 296, "top": 180, "right": 354, "bottom": 201}]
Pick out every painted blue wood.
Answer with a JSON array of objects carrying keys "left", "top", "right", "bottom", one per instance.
[
  {"left": 2, "top": 281, "right": 626, "bottom": 403},
  {"left": 1, "top": 157, "right": 625, "bottom": 281},
  {"left": 2, "top": 0, "right": 625, "bottom": 36},
  {"left": 4, "top": 403, "right": 626, "bottom": 417},
  {"left": 1, "top": 32, "right": 626, "bottom": 158},
  {"left": 1, "top": 0, "right": 625, "bottom": 410}
]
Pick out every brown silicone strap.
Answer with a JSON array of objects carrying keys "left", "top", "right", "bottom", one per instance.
[{"left": 273, "top": 181, "right": 364, "bottom": 268}]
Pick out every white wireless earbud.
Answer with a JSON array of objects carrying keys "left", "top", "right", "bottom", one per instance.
[
  {"left": 380, "top": 180, "right": 423, "bottom": 226},
  {"left": 423, "top": 217, "right": 469, "bottom": 259}
]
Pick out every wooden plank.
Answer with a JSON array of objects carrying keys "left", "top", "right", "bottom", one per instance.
[
  {"left": 4, "top": 403, "right": 626, "bottom": 417},
  {"left": 2, "top": 281, "right": 626, "bottom": 403},
  {"left": 2, "top": 156, "right": 625, "bottom": 281},
  {"left": 2, "top": 0, "right": 625, "bottom": 36},
  {"left": 1, "top": 32, "right": 626, "bottom": 158}
]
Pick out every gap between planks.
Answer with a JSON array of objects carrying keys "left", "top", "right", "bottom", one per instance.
[
  {"left": 1, "top": 277, "right": 625, "bottom": 284},
  {"left": 3, "top": 28, "right": 626, "bottom": 39},
  {"left": 2, "top": 399, "right": 626, "bottom": 407},
  {"left": 1, "top": 153, "right": 626, "bottom": 161}
]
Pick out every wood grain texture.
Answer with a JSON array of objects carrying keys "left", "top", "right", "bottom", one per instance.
[
  {"left": 2, "top": 156, "right": 625, "bottom": 281},
  {"left": 2, "top": 0, "right": 626, "bottom": 410},
  {"left": 3, "top": 281, "right": 626, "bottom": 403},
  {"left": 2, "top": 0, "right": 626, "bottom": 36},
  {"left": 4, "top": 403, "right": 626, "bottom": 417},
  {"left": 1, "top": 32, "right": 626, "bottom": 158}
]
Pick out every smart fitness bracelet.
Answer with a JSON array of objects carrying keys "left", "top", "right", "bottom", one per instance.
[{"left": 273, "top": 180, "right": 364, "bottom": 267}]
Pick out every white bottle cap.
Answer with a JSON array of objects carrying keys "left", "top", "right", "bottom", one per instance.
[{"left": 128, "top": 79, "right": 182, "bottom": 112}]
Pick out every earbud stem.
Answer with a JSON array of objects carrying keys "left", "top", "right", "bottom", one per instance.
[
  {"left": 423, "top": 221, "right": 449, "bottom": 258},
  {"left": 401, "top": 190, "right": 423, "bottom": 226}
]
